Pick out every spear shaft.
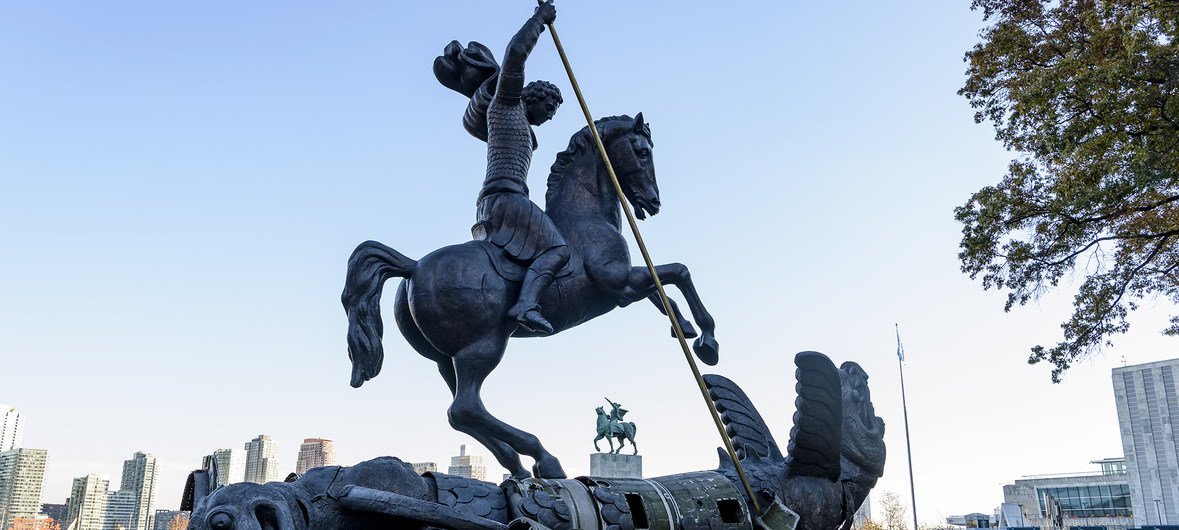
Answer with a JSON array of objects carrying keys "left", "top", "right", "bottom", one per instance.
[{"left": 536, "top": 2, "right": 763, "bottom": 515}]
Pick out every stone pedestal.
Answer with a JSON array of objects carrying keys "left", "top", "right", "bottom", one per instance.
[{"left": 589, "top": 453, "right": 642, "bottom": 479}]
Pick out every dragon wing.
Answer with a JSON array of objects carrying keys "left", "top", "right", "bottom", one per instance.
[
  {"left": 784, "top": 351, "right": 842, "bottom": 481},
  {"left": 703, "top": 374, "right": 782, "bottom": 461}
]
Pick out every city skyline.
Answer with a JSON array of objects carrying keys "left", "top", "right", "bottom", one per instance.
[
  {"left": 3, "top": 1, "right": 1178, "bottom": 526},
  {"left": 7, "top": 356, "right": 1179, "bottom": 523},
  {"left": 2, "top": 428, "right": 503, "bottom": 514}
]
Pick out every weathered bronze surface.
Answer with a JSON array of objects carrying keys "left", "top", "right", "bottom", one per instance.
[
  {"left": 184, "top": 352, "right": 885, "bottom": 530},
  {"left": 341, "top": 1, "right": 718, "bottom": 480},
  {"left": 180, "top": 3, "right": 891, "bottom": 529},
  {"left": 593, "top": 399, "right": 637, "bottom": 455}
]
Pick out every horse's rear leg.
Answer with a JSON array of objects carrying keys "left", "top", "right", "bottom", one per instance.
[
  {"left": 395, "top": 289, "right": 527, "bottom": 478},
  {"left": 449, "top": 339, "right": 566, "bottom": 479}
]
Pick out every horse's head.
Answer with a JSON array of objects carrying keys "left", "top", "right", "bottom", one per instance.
[
  {"left": 546, "top": 114, "right": 660, "bottom": 220},
  {"left": 603, "top": 113, "right": 659, "bottom": 219}
]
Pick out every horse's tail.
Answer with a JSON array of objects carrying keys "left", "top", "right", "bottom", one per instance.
[
  {"left": 342, "top": 240, "right": 417, "bottom": 388},
  {"left": 624, "top": 422, "right": 637, "bottom": 440}
]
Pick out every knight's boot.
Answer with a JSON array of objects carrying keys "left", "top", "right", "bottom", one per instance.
[{"left": 509, "top": 268, "right": 556, "bottom": 335}]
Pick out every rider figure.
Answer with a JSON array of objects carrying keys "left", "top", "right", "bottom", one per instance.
[
  {"left": 475, "top": 0, "right": 568, "bottom": 334},
  {"left": 607, "top": 399, "right": 626, "bottom": 437}
]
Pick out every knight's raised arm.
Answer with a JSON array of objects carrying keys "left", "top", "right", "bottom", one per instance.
[{"left": 498, "top": 1, "right": 555, "bottom": 100}]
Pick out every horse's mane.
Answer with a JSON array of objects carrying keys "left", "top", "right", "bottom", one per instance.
[{"left": 546, "top": 115, "right": 652, "bottom": 206}]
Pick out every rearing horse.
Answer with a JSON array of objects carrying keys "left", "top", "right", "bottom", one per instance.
[{"left": 342, "top": 115, "right": 718, "bottom": 479}]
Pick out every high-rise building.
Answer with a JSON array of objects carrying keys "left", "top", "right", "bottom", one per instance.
[
  {"left": 151, "top": 510, "right": 188, "bottom": 530},
  {"left": 67, "top": 474, "right": 110, "bottom": 530},
  {"left": 201, "top": 449, "right": 237, "bottom": 489},
  {"left": 41, "top": 503, "right": 68, "bottom": 526},
  {"left": 0, "top": 448, "right": 49, "bottom": 530},
  {"left": 295, "top": 439, "right": 335, "bottom": 474},
  {"left": 447, "top": 445, "right": 486, "bottom": 481},
  {"left": 151, "top": 510, "right": 189, "bottom": 530},
  {"left": 0, "top": 405, "right": 24, "bottom": 452},
  {"left": 105, "top": 452, "right": 158, "bottom": 530},
  {"left": 105, "top": 490, "right": 137, "bottom": 530},
  {"left": 1113, "top": 358, "right": 1179, "bottom": 526},
  {"left": 243, "top": 435, "right": 279, "bottom": 484}
]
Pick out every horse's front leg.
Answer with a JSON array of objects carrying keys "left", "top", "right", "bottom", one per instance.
[
  {"left": 644, "top": 294, "right": 698, "bottom": 339},
  {"left": 617, "top": 263, "right": 719, "bottom": 366}
]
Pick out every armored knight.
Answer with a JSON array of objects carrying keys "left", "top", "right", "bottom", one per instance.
[{"left": 468, "top": 0, "right": 568, "bottom": 334}]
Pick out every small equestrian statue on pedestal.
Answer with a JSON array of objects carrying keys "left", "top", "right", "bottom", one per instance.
[{"left": 593, "top": 398, "right": 637, "bottom": 455}]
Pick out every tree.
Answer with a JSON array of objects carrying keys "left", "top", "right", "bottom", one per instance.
[
  {"left": 859, "top": 519, "right": 887, "bottom": 530},
  {"left": 881, "top": 490, "right": 909, "bottom": 530},
  {"left": 957, "top": 0, "right": 1179, "bottom": 381},
  {"left": 167, "top": 514, "right": 190, "bottom": 530},
  {"left": 9, "top": 518, "right": 61, "bottom": 530}
]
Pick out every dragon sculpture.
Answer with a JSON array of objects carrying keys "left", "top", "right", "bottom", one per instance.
[{"left": 182, "top": 352, "right": 884, "bottom": 530}]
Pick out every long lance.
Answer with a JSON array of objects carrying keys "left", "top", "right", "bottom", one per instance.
[{"left": 537, "top": 3, "right": 764, "bottom": 516}]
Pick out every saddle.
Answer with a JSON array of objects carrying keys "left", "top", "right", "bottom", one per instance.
[{"left": 473, "top": 240, "right": 579, "bottom": 283}]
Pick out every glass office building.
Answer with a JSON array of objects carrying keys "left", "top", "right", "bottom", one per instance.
[
  {"left": 1002, "top": 459, "right": 1133, "bottom": 530},
  {"left": 1036, "top": 484, "right": 1133, "bottom": 518}
]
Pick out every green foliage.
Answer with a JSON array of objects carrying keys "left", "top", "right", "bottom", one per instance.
[{"left": 958, "top": 0, "right": 1179, "bottom": 381}]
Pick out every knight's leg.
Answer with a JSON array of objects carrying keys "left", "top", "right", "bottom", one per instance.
[
  {"left": 507, "top": 245, "right": 570, "bottom": 335},
  {"left": 448, "top": 338, "right": 566, "bottom": 479}
]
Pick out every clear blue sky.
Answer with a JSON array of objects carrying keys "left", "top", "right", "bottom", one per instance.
[{"left": 2, "top": 0, "right": 1176, "bottom": 523}]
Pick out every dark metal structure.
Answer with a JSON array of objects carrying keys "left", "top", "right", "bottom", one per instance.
[
  {"left": 179, "top": 4, "right": 891, "bottom": 530},
  {"left": 341, "top": 1, "right": 718, "bottom": 481},
  {"left": 183, "top": 352, "right": 886, "bottom": 530}
]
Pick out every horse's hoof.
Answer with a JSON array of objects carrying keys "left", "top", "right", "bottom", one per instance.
[
  {"left": 672, "top": 321, "right": 698, "bottom": 339},
  {"left": 532, "top": 457, "right": 567, "bottom": 479},
  {"left": 693, "top": 335, "right": 719, "bottom": 366}
]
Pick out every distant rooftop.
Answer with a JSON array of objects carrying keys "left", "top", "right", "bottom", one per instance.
[{"left": 1020, "top": 457, "right": 1127, "bottom": 479}]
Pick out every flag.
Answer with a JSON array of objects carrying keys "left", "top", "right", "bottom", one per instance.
[{"left": 895, "top": 324, "right": 905, "bottom": 362}]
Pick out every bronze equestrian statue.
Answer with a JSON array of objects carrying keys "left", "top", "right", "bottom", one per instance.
[
  {"left": 342, "top": 1, "right": 719, "bottom": 480},
  {"left": 593, "top": 399, "right": 637, "bottom": 455}
]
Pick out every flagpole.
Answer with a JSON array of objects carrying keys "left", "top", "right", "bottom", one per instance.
[{"left": 896, "top": 324, "right": 919, "bottom": 530}]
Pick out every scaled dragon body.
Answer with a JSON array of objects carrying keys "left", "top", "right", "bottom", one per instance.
[{"left": 184, "top": 352, "right": 885, "bottom": 530}]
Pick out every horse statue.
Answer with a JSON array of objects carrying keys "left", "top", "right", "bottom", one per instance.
[
  {"left": 593, "top": 405, "right": 637, "bottom": 455},
  {"left": 342, "top": 114, "right": 718, "bottom": 480}
]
